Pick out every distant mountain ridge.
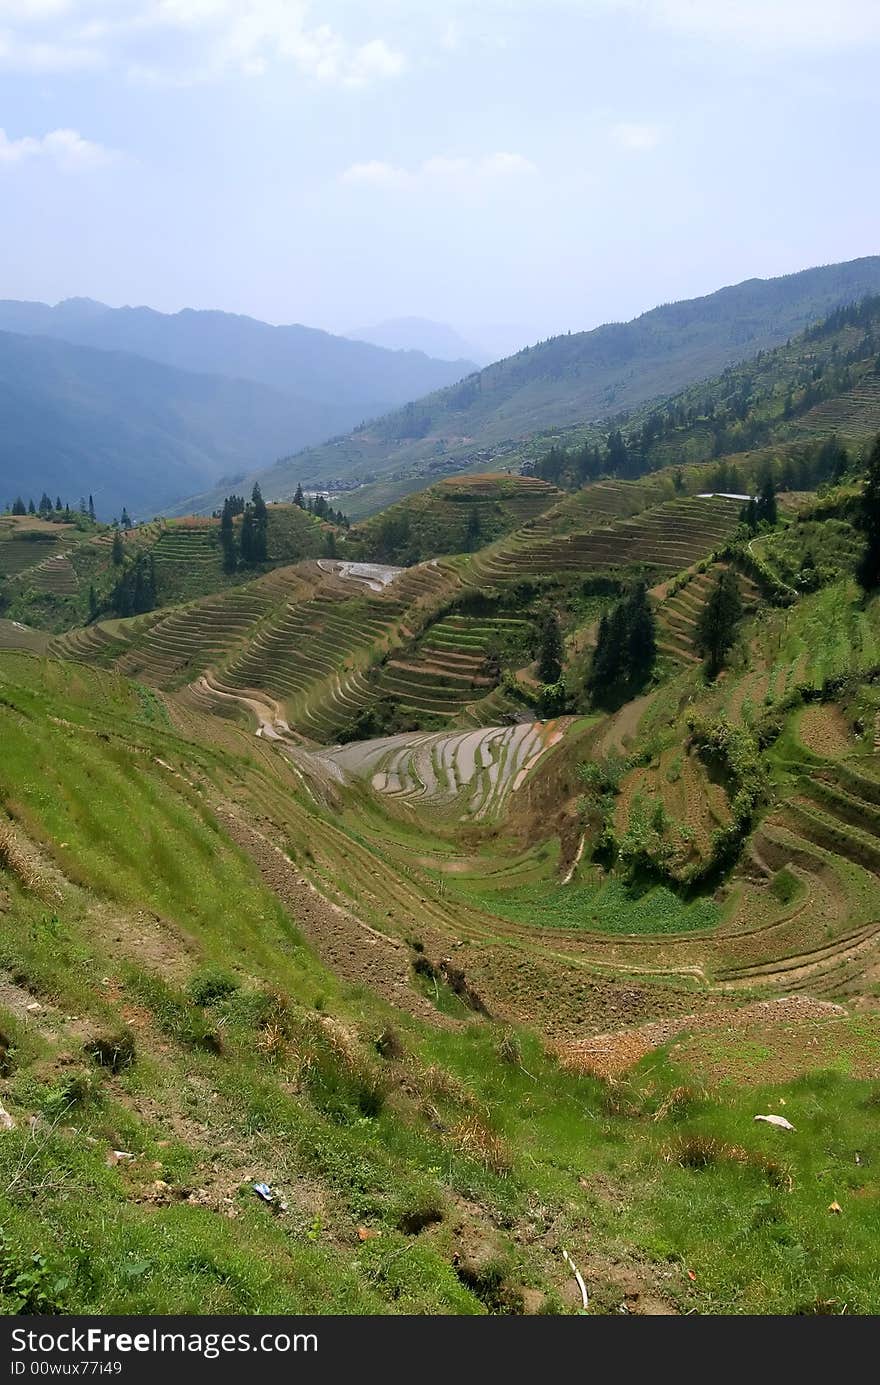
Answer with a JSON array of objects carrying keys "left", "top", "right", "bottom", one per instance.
[
  {"left": 346, "top": 317, "right": 487, "bottom": 365},
  {"left": 0, "top": 297, "right": 476, "bottom": 519},
  {"left": 178, "top": 255, "right": 880, "bottom": 518},
  {"left": 0, "top": 330, "right": 346, "bottom": 519},
  {"left": 0, "top": 297, "right": 474, "bottom": 410}
]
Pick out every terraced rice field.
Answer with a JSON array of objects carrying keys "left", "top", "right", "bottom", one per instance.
[
  {"left": 655, "top": 564, "right": 761, "bottom": 666},
  {"left": 150, "top": 522, "right": 221, "bottom": 599},
  {"left": 24, "top": 549, "right": 79, "bottom": 595},
  {"left": 725, "top": 580, "right": 880, "bottom": 725},
  {"left": 0, "top": 530, "right": 69, "bottom": 580},
  {"left": 468, "top": 494, "right": 742, "bottom": 586},
  {"left": 317, "top": 719, "right": 568, "bottom": 822},
  {"left": 792, "top": 371, "right": 880, "bottom": 440},
  {"left": 0, "top": 618, "right": 49, "bottom": 653},
  {"left": 371, "top": 612, "right": 531, "bottom": 721}
]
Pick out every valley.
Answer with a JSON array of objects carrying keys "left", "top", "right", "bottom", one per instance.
[{"left": 3, "top": 287, "right": 880, "bottom": 1318}]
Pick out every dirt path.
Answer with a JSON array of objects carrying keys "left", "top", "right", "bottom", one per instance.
[
  {"left": 213, "top": 801, "right": 457, "bottom": 1027},
  {"left": 595, "top": 690, "right": 656, "bottom": 756},
  {"left": 191, "top": 674, "right": 295, "bottom": 740},
  {"left": 554, "top": 995, "right": 846, "bottom": 1078}
]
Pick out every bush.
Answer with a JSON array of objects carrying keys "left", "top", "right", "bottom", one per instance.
[
  {"left": 187, "top": 965, "right": 239, "bottom": 1007},
  {"left": 0, "top": 1230, "right": 68, "bottom": 1315},
  {"left": 84, "top": 1028, "right": 136, "bottom": 1073}
]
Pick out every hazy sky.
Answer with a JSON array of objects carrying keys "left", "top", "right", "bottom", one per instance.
[{"left": 1, "top": 0, "right": 879, "bottom": 355}]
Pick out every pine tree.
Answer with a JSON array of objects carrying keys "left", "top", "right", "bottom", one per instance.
[
  {"left": 626, "top": 582, "right": 657, "bottom": 685},
  {"left": 12, "top": 497, "right": 26, "bottom": 516},
  {"left": 293, "top": 484, "right": 305, "bottom": 509},
  {"left": 537, "top": 611, "right": 564, "bottom": 684},
  {"left": 695, "top": 568, "right": 742, "bottom": 676},
  {"left": 741, "top": 497, "right": 758, "bottom": 533},
  {"left": 220, "top": 498, "right": 238, "bottom": 572},
  {"left": 251, "top": 483, "right": 269, "bottom": 562},
  {"left": 27, "top": 499, "right": 36, "bottom": 515},
  {"left": 88, "top": 495, "right": 96, "bottom": 522},
  {"left": 856, "top": 435, "right": 880, "bottom": 591},
  {"left": 755, "top": 477, "right": 777, "bottom": 527},
  {"left": 587, "top": 584, "right": 657, "bottom": 705},
  {"left": 55, "top": 496, "right": 62, "bottom": 512},
  {"left": 88, "top": 584, "right": 99, "bottom": 622},
  {"left": 111, "top": 530, "right": 125, "bottom": 565},
  {"left": 120, "top": 507, "right": 132, "bottom": 530},
  {"left": 239, "top": 505, "right": 256, "bottom": 564},
  {"left": 465, "top": 507, "right": 482, "bottom": 551}
]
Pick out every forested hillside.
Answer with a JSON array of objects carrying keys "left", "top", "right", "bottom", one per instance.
[{"left": 187, "top": 256, "right": 880, "bottom": 516}]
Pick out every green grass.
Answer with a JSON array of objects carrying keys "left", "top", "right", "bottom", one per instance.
[{"left": 451, "top": 874, "right": 721, "bottom": 935}]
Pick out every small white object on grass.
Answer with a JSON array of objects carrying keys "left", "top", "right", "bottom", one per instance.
[
  {"left": 562, "top": 1248, "right": 589, "bottom": 1312},
  {"left": 755, "top": 1114, "right": 796, "bottom": 1131}
]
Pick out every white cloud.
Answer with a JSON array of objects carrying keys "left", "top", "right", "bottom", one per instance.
[
  {"left": 0, "top": 125, "right": 116, "bottom": 169},
  {"left": 611, "top": 122, "right": 661, "bottom": 152},
  {"left": 0, "top": 2, "right": 408, "bottom": 84},
  {"left": 340, "top": 150, "right": 536, "bottom": 187},
  {"left": 340, "top": 159, "right": 405, "bottom": 187}
]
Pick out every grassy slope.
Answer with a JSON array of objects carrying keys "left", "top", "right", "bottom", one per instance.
[{"left": 1, "top": 651, "right": 880, "bottom": 1315}]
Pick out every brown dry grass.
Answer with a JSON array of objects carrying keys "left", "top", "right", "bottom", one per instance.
[
  {"left": 449, "top": 1113, "right": 512, "bottom": 1174},
  {"left": 0, "top": 818, "right": 43, "bottom": 893}
]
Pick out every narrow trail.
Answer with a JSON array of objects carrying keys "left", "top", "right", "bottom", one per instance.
[{"left": 213, "top": 799, "right": 459, "bottom": 1028}]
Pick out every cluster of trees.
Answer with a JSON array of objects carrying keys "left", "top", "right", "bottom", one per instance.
[
  {"left": 220, "top": 485, "right": 269, "bottom": 571},
  {"left": 588, "top": 583, "right": 657, "bottom": 707},
  {"left": 101, "top": 553, "right": 157, "bottom": 620},
  {"left": 5, "top": 494, "right": 134, "bottom": 528},
  {"left": 739, "top": 477, "right": 778, "bottom": 532},
  {"left": 292, "top": 484, "right": 350, "bottom": 527}
]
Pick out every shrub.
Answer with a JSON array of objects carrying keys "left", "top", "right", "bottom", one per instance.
[
  {"left": 84, "top": 1028, "right": 136, "bottom": 1073},
  {"left": 187, "top": 965, "right": 239, "bottom": 1007},
  {"left": 0, "top": 1230, "right": 68, "bottom": 1315}
]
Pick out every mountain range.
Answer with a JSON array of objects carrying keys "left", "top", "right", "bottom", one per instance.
[
  {"left": 0, "top": 298, "right": 474, "bottom": 517},
  {"left": 5, "top": 257, "right": 880, "bottom": 521},
  {"left": 199, "top": 256, "right": 880, "bottom": 518}
]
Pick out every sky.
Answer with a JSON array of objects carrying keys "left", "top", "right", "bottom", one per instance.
[{"left": 1, "top": 0, "right": 879, "bottom": 357}]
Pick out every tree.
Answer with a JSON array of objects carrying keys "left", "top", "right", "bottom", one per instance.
[
  {"left": 695, "top": 568, "right": 742, "bottom": 676},
  {"left": 220, "top": 497, "right": 237, "bottom": 572},
  {"left": 293, "top": 484, "right": 305, "bottom": 509},
  {"left": 239, "top": 505, "right": 256, "bottom": 564},
  {"left": 111, "top": 530, "right": 125, "bottom": 565},
  {"left": 465, "top": 507, "right": 482, "bottom": 551},
  {"left": 120, "top": 507, "right": 132, "bottom": 530},
  {"left": 108, "top": 553, "right": 156, "bottom": 618},
  {"left": 537, "top": 611, "right": 564, "bottom": 684},
  {"left": 755, "top": 476, "right": 777, "bottom": 527},
  {"left": 11, "top": 497, "right": 26, "bottom": 516},
  {"left": 88, "top": 584, "right": 100, "bottom": 622},
  {"left": 740, "top": 496, "right": 758, "bottom": 533},
  {"left": 626, "top": 582, "right": 657, "bottom": 686},
  {"left": 55, "top": 496, "right": 63, "bottom": 512},
  {"left": 88, "top": 494, "right": 96, "bottom": 523},
  {"left": 856, "top": 435, "right": 880, "bottom": 591},
  {"left": 27, "top": 499, "right": 36, "bottom": 515},
  {"left": 251, "top": 483, "right": 269, "bottom": 562}
]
